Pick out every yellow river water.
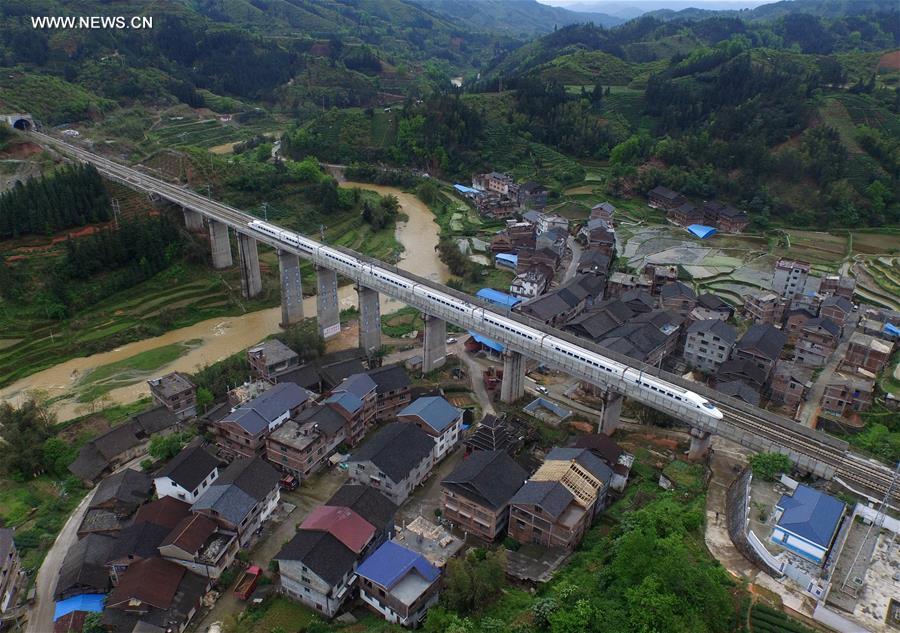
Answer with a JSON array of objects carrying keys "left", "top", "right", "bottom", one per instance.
[{"left": 0, "top": 183, "right": 449, "bottom": 421}]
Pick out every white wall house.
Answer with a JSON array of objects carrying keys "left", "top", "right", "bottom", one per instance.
[{"left": 153, "top": 441, "right": 221, "bottom": 504}]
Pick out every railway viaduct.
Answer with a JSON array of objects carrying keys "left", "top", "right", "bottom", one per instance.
[{"left": 31, "top": 131, "right": 898, "bottom": 502}]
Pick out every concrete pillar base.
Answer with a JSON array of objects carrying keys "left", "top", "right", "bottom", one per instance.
[
  {"left": 500, "top": 350, "right": 526, "bottom": 404},
  {"left": 688, "top": 428, "right": 712, "bottom": 461},
  {"left": 357, "top": 285, "right": 381, "bottom": 357},
  {"left": 316, "top": 266, "right": 340, "bottom": 339},
  {"left": 237, "top": 233, "right": 262, "bottom": 299},
  {"left": 278, "top": 250, "right": 304, "bottom": 327},
  {"left": 598, "top": 392, "right": 624, "bottom": 435},
  {"left": 422, "top": 314, "right": 447, "bottom": 374},
  {"left": 209, "top": 219, "right": 232, "bottom": 269},
  {"left": 183, "top": 208, "right": 204, "bottom": 232}
]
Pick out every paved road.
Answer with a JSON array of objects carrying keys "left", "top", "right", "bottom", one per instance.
[
  {"left": 797, "top": 315, "right": 858, "bottom": 428},
  {"left": 563, "top": 237, "right": 582, "bottom": 283}
]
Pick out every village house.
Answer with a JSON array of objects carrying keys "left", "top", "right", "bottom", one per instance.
[
  {"left": 356, "top": 541, "right": 442, "bottom": 628},
  {"left": 596, "top": 309, "right": 683, "bottom": 365},
  {"left": 716, "top": 380, "right": 760, "bottom": 406},
  {"left": 516, "top": 246, "right": 559, "bottom": 273},
  {"left": 702, "top": 200, "right": 748, "bottom": 233},
  {"left": 819, "top": 275, "right": 856, "bottom": 299},
  {"left": 247, "top": 339, "right": 300, "bottom": 380},
  {"left": 392, "top": 517, "right": 465, "bottom": 570},
  {"left": 715, "top": 358, "right": 768, "bottom": 393},
  {"left": 690, "top": 293, "right": 734, "bottom": 322},
  {"left": 518, "top": 181, "right": 548, "bottom": 210},
  {"left": 324, "top": 373, "right": 378, "bottom": 446},
  {"left": 648, "top": 186, "right": 687, "bottom": 211},
  {"left": 605, "top": 272, "right": 652, "bottom": 297},
  {"left": 54, "top": 533, "right": 117, "bottom": 600},
  {"left": 367, "top": 364, "right": 412, "bottom": 421},
  {"left": 148, "top": 372, "right": 197, "bottom": 421},
  {"left": 153, "top": 439, "right": 221, "bottom": 504},
  {"left": 325, "top": 484, "right": 398, "bottom": 549},
  {"left": 667, "top": 201, "right": 702, "bottom": 227},
  {"left": 508, "top": 448, "right": 612, "bottom": 550},
  {"left": 771, "top": 259, "right": 810, "bottom": 300},
  {"left": 577, "top": 249, "right": 611, "bottom": 276},
  {"left": 644, "top": 264, "right": 678, "bottom": 295},
  {"left": 276, "top": 530, "right": 359, "bottom": 618},
  {"left": 842, "top": 332, "right": 893, "bottom": 375},
  {"left": 158, "top": 513, "right": 238, "bottom": 580},
  {"left": 743, "top": 292, "right": 784, "bottom": 325},
  {"left": 683, "top": 319, "right": 737, "bottom": 372},
  {"left": 78, "top": 469, "right": 153, "bottom": 538},
  {"left": 191, "top": 457, "right": 281, "bottom": 546},
  {"left": 660, "top": 281, "right": 697, "bottom": 316},
  {"left": 794, "top": 317, "right": 841, "bottom": 368},
  {"left": 398, "top": 396, "right": 463, "bottom": 461},
  {"left": 510, "top": 267, "right": 552, "bottom": 299},
  {"left": 769, "top": 362, "right": 814, "bottom": 413},
  {"left": 819, "top": 295, "right": 854, "bottom": 329},
  {"left": 213, "top": 382, "right": 310, "bottom": 459},
  {"left": 784, "top": 308, "right": 817, "bottom": 345},
  {"left": 348, "top": 423, "right": 436, "bottom": 505},
  {"left": 590, "top": 202, "right": 615, "bottom": 221},
  {"left": 440, "top": 450, "right": 528, "bottom": 541},
  {"left": 0, "top": 530, "right": 21, "bottom": 614},
  {"left": 570, "top": 433, "right": 633, "bottom": 492},
  {"left": 733, "top": 324, "right": 787, "bottom": 378},
  {"left": 579, "top": 218, "right": 616, "bottom": 256},
  {"left": 821, "top": 373, "right": 875, "bottom": 417},
  {"left": 770, "top": 485, "right": 846, "bottom": 565},
  {"left": 266, "top": 404, "right": 346, "bottom": 480}
]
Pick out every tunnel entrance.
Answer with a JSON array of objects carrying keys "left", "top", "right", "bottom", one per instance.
[{"left": 12, "top": 118, "right": 31, "bottom": 131}]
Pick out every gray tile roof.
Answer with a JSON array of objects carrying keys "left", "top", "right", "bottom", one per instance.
[
  {"left": 55, "top": 533, "right": 116, "bottom": 599},
  {"left": 442, "top": 450, "right": 528, "bottom": 510},
  {"left": 249, "top": 339, "right": 298, "bottom": 365},
  {"left": 367, "top": 364, "right": 411, "bottom": 394},
  {"left": 326, "top": 484, "right": 398, "bottom": 534},
  {"left": 660, "top": 281, "right": 696, "bottom": 301},
  {"left": 192, "top": 458, "right": 279, "bottom": 525},
  {"left": 546, "top": 448, "right": 614, "bottom": 485},
  {"left": 296, "top": 404, "right": 346, "bottom": 436},
  {"left": 509, "top": 481, "right": 573, "bottom": 520},
  {"left": 716, "top": 380, "right": 760, "bottom": 406},
  {"left": 156, "top": 439, "right": 220, "bottom": 492},
  {"left": 349, "top": 423, "right": 434, "bottom": 482},
  {"left": 696, "top": 293, "right": 733, "bottom": 313},
  {"left": 335, "top": 373, "right": 377, "bottom": 399},
  {"left": 822, "top": 295, "right": 853, "bottom": 313},
  {"left": 737, "top": 324, "right": 787, "bottom": 361},
  {"left": 222, "top": 383, "right": 308, "bottom": 435},
  {"left": 803, "top": 317, "right": 840, "bottom": 338},
  {"left": 132, "top": 406, "right": 179, "bottom": 435},
  {"left": 108, "top": 521, "right": 172, "bottom": 562},
  {"left": 275, "top": 530, "right": 357, "bottom": 586},
  {"left": 687, "top": 319, "right": 737, "bottom": 345},
  {"left": 91, "top": 468, "right": 153, "bottom": 515}
]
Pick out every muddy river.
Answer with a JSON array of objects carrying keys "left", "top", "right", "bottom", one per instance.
[{"left": 0, "top": 183, "right": 448, "bottom": 421}]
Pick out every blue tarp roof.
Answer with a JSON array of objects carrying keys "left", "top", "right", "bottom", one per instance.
[
  {"left": 454, "top": 184, "right": 480, "bottom": 195},
  {"left": 468, "top": 331, "right": 504, "bottom": 353},
  {"left": 357, "top": 541, "right": 439, "bottom": 590},
  {"left": 775, "top": 484, "right": 846, "bottom": 547},
  {"left": 476, "top": 288, "right": 520, "bottom": 308},
  {"left": 399, "top": 396, "right": 461, "bottom": 432},
  {"left": 494, "top": 253, "right": 518, "bottom": 267},
  {"left": 885, "top": 323, "right": 900, "bottom": 337},
  {"left": 687, "top": 224, "right": 717, "bottom": 239},
  {"left": 54, "top": 594, "right": 105, "bottom": 621}
]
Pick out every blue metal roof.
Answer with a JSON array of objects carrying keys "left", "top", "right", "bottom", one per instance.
[
  {"left": 775, "top": 484, "right": 846, "bottom": 548},
  {"left": 54, "top": 594, "right": 105, "bottom": 621},
  {"left": 476, "top": 288, "right": 520, "bottom": 308},
  {"left": 325, "top": 391, "right": 363, "bottom": 414},
  {"left": 356, "top": 541, "right": 439, "bottom": 590},
  {"left": 399, "top": 396, "right": 460, "bottom": 433},
  {"left": 687, "top": 224, "right": 717, "bottom": 239},
  {"left": 454, "top": 184, "right": 480, "bottom": 195},
  {"left": 494, "top": 253, "right": 518, "bottom": 268},
  {"left": 468, "top": 331, "right": 504, "bottom": 353},
  {"left": 885, "top": 323, "right": 900, "bottom": 337}
]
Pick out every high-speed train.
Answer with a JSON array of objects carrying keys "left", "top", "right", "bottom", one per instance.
[{"left": 248, "top": 219, "right": 723, "bottom": 420}]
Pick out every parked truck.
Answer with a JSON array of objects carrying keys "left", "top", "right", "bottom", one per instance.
[{"left": 234, "top": 565, "right": 262, "bottom": 600}]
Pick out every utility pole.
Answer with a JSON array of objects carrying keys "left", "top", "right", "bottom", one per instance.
[
  {"left": 262, "top": 202, "right": 268, "bottom": 221},
  {"left": 111, "top": 198, "right": 121, "bottom": 229}
]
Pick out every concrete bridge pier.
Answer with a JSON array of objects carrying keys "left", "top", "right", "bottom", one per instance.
[
  {"left": 422, "top": 314, "right": 447, "bottom": 374},
  {"left": 500, "top": 350, "right": 526, "bottom": 404},
  {"left": 688, "top": 428, "right": 712, "bottom": 461},
  {"left": 598, "top": 392, "right": 624, "bottom": 435},
  {"left": 183, "top": 208, "right": 204, "bottom": 232},
  {"left": 357, "top": 285, "right": 381, "bottom": 357},
  {"left": 237, "top": 233, "right": 262, "bottom": 299},
  {"left": 278, "top": 250, "right": 304, "bottom": 327},
  {"left": 316, "top": 266, "right": 340, "bottom": 339},
  {"left": 208, "top": 219, "right": 233, "bottom": 269}
]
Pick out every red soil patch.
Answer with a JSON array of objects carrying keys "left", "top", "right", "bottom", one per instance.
[
  {"left": 634, "top": 433, "right": 679, "bottom": 451},
  {"left": 877, "top": 50, "right": 900, "bottom": 71},
  {"left": 0, "top": 141, "right": 43, "bottom": 159}
]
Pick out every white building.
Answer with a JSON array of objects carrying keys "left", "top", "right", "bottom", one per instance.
[{"left": 153, "top": 439, "right": 220, "bottom": 504}]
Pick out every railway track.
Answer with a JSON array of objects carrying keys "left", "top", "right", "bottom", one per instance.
[{"left": 33, "top": 131, "right": 899, "bottom": 502}]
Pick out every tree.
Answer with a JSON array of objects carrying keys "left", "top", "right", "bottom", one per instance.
[
  {"left": 275, "top": 320, "right": 325, "bottom": 363},
  {"left": 43, "top": 437, "right": 76, "bottom": 478},
  {"left": 442, "top": 549, "right": 505, "bottom": 613},
  {"left": 196, "top": 387, "right": 214, "bottom": 413},
  {"left": 148, "top": 430, "right": 195, "bottom": 462},
  {"left": 417, "top": 180, "right": 440, "bottom": 206},
  {"left": 749, "top": 452, "right": 792, "bottom": 481},
  {"left": 0, "top": 400, "right": 55, "bottom": 480},
  {"left": 82, "top": 613, "right": 105, "bottom": 633}
]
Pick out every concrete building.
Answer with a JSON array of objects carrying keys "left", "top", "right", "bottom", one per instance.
[
  {"left": 794, "top": 317, "right": 840, "bottom": 368},
  {"left": 158, "top": 514, "right": 238, "bottom": 580},
  {"left": 770, "top": 484, "right": 846, "bottom": 565},
  {"left": 842, "top": 332, "right": 892, "bottom": 375},
  {"left": 214, "top": 383, "right": 310, "bottom": 459},
  {"left": 347, "top": 423, "right": 435, "bottom": 505},
  {"left": 153, "top": 439, "right": 221, "bottom": 504},
  {"left": 769, "top": 362, "right": 813, "bottom": 411},
  {"left": 733, "top": 324, "right": 786, "bottom": 377},
  {"left": 784, "top": 308, "right": 816, "bottom": 345},
  {"left": 367, "top": 364, "right": 412, "bottom": 422},
  {"left": 398, "top": 396, "right": 463, "bottom": 461},
  {"left": 508, "top": 448, "right": 612, "bottom": 550},
  {"left": 690, "top": 293, "right": 734, "bottom": 322},
  {"left": 440, "top": 450, "right": 528, "bottom": 541},
  {"left": 743, "top": 292, "right": 784, "bottom": 325},
  {"left": 819, "top": 274, "right": 856, "bottom": 299},
  {"left": 392, "top": 517, "right": 464, "bottom": 570},
  {"left": 266, "top": 404, "right": 346, "bottom": 480},
  {"left": 820, "top": 295, "right": 854, "bottom": 329},
  {"left": 356, "top": 541, "right": 441, "bottom": 628},
  {"left": 683, "top": 319, "right": 737, "bottom": 372},
  {"left": 771, "top": 259, "right": 810, "bottom": 300},
  {"left": 510, "top": 268, "right": 551, "bottom": 299},
  {"left": 248, "top": 339, "right": 299, "bottom": 380},
  {"left": 821, "top": 373, "right": 875, "bottom": 417},
  {"left": 191, "top": 457, "right": 281, "bottom": 546},
  {"left": 324, "top": 373, "right": 378, "bottom": 447},
  {"left": 148, "top": 373, "right": 197, "bottom": 421}
]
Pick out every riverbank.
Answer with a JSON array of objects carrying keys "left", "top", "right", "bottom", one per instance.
[{"left": 2, "top": 182, "right": 448, "bottom": 422}]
